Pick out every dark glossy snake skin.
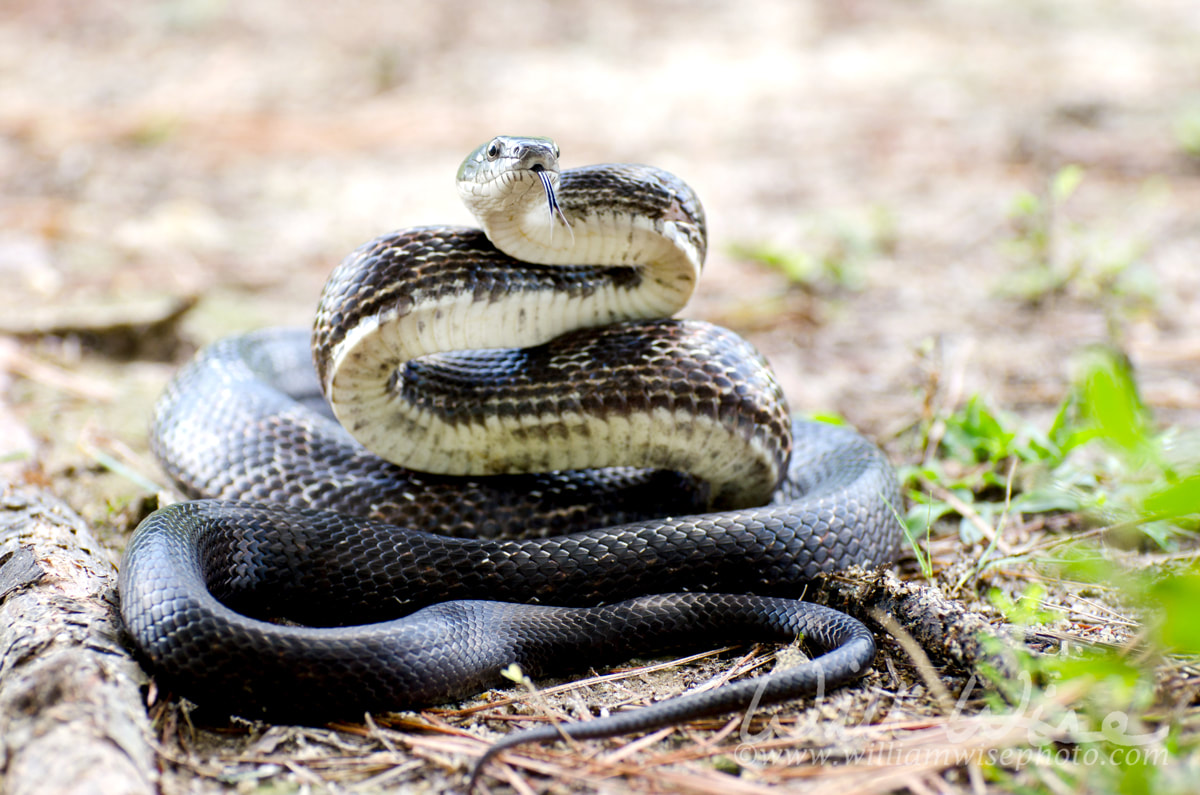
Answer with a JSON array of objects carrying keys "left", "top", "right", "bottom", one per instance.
[
  {"left": 119, "top": 326, "right": 902, "bottom": 715},
  {"left": 144, "top": 327, "right": 722, "bottom": 540},
  {"left": 118, "top": 142, "right": 904, "bottom": 778}
]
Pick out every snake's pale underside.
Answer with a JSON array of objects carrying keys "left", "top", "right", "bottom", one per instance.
[{"left": 119, "top": 136, "right": 904, "bottom": 784}]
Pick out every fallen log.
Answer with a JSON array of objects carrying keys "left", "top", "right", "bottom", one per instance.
[{"left": 0, "top": 483, "right": 156, "bottom": 795}]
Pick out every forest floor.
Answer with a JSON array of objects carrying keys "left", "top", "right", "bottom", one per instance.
[{"left": 2, "top": 1, "right": 1199, "bottom": 792}]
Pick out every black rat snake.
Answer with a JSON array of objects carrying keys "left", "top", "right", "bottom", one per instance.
[{"left": 118, "top": 136, "right": 903, "bottom": 782}]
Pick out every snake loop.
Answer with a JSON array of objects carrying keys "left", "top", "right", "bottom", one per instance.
[{"left": 118, "top": 136, "right": 903, "bottom": 784}]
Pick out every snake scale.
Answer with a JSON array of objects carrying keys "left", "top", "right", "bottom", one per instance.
[{"left": 118, "top": 136, "right": 903, "bottom": 781}]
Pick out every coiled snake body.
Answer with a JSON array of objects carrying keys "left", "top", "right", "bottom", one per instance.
[{"left": 119, "top": 137, "right": 903, "bottom": 778}]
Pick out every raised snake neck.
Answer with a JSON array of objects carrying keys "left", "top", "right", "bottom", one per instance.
[{"left": 118, "top": 137, "right": 904, "bottom": 784}]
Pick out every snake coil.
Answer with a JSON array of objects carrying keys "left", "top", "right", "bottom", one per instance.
[{"left": 118, "top": 137, "right": 903, "bottom": 785}]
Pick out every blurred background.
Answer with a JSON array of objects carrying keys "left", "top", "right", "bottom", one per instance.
[{"left": 1, "top": 0, "right": 1199, "bottom": 520}]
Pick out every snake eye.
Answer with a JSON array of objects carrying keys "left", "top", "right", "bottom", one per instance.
[
  {"left": 485, "top": 141, "right": 501, "bottom": 160},
  {"left": 552, "top": 143, "right": 560, "bottom": 159}
]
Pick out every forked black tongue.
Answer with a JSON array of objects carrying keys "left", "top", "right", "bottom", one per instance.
[{"left": 533, "top": 165, "right": 573, "bottom": 241}]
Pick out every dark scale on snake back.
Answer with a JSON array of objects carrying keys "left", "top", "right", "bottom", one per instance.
[
  {"left": 395, "top": 321, "right": 781, "bottom": 433},
  {"left": 558, "top": 166, "right": 708, "bottom": 264},
  {"left": 313, "top": 226, "right": 647, "bottom": 390},
  {"left": 152, "top": 329, "right": 713, "bottom": 539}
]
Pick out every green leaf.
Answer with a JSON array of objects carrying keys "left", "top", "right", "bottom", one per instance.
[
  {"left": 1142, "top": 473, "right": 1200, "bottom": 519},
  {"left": 940, "top": 395, "right": 1017, "bottom": 464},
  {"left": 1009, "top": 189, "right": 1042, "bottom": 218},
  {"left": 1147, "top": 569, "right": 1200, "bottom": 653},
  {"left": 988, "top": 583, "right": 1056, "bottom": 625},
  {"left": 1012, "top": 486, "right": 1084, "bottom": 514},
  {"left": 1052, "top": 164, "right": 1085, "bottom": 203},
  {"left": 728, "top": 242, "right": 815, "bottom": 285},
  {"left": 807, "top": 412, "right": 847, "bottom": 427},
  {"left": 1075, "top": 347, "right": 1150, "bottom": 454},
  {"left": 904, "top": 498, "right": 956, "bottom": 536},
  {"left": 1051, "top": 544, "right": 1124, "bottom": 587},
  {"left": 1047, "top": 651, "right": 1142, "bottom": 694}
]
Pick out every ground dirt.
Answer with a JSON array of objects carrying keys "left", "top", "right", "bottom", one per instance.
[{"left": 2, "top": 1, "right": 1199, "bottom": 793}]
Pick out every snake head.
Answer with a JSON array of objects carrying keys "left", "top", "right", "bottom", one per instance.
[{"left": 457, "top": 136, "right": 562, "bottom": 220}]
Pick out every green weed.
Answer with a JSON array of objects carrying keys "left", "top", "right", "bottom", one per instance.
[
  {"left": 730, "top": 205, "right": 895, "bottom": 292},
  {"left": 998, "top": 165, "right": 1157, "bottom": 315},
  {"left": 1173, "top": 107, "right": 1200, "bottom": 160},
  {"left": 913, "top": 345, "right": 1199, "bottom": 792},
  {"left": 906, "top": 346, "right": 1197, "bottom": 552},
  {"left": 123, "top": 114, "right": 181, "bottom": 148},
  {"left": 973, "top": 546, "right": 1198, "bottom": 795}
]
